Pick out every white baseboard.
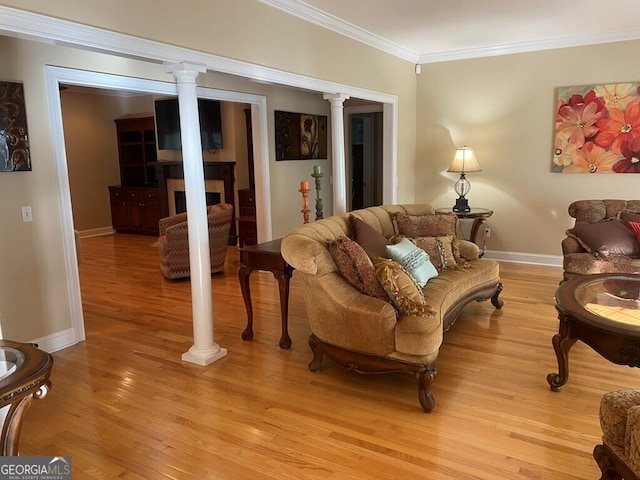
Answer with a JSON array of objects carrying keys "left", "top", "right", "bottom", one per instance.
[
  {"left": 483, "top": 249, "right": 563, "bottom": 267},
  {"left": 30, "top": 327, "right": 81, "bottom": 353},
  {"left": 77, "top": 226, "right": 115, "bottom": 238}
]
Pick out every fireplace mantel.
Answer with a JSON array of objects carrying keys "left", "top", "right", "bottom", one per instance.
[{"left": 153, "top": 161, "right": 236, "bottom": 245}]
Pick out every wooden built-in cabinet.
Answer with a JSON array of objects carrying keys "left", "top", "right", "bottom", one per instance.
[
  {"left": 109, "top": 116, "right": 160, "bottom": 235},
  {"left": 109, "top": 186, "right": 160, "bottom": 235},
  {"left": 115, "top": 116, "right": 158, "bottom": 186}
]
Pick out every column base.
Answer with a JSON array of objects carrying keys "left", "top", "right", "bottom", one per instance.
[{"left": 182, "top": 344, "right": 228, "bottom": 366}]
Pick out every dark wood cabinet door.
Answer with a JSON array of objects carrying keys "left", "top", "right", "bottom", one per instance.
[
  {"left": 109, "top": 187, "right": 128, "bottom": 230},
  {"left": 141, "top": 189, "right": 160, "bottom": 235}
]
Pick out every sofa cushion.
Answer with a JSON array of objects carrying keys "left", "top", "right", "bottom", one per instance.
[
  {"left": 566, "top": 220, "right": 640, "bottom": 257},
  {"left": 373, "top": 257, "right": 436, "bottom": 318},
  {"left": 386, "top": 238, "right": 438, "bottom": 288},
  {"left": 392, "top": 212, "right": 458, "bottom": 238},
  {"left": 350, "top": 215, "right": 389, "bottom": 258},
  {"left": 327, "top": 236, "right": 388, "bottom": 300}
]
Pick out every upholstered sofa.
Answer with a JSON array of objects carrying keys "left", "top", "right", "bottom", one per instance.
[
  {"left": 595, "top": 388, "right": 640, "bottom": 480},
  {"left": 158, "top": 203, "right": 233, "bottom": 279},
  {"left": 562, "top": 200, "right": 640, "bottom": 282},
  {"left": 281, "top": 204, "right": 503, "bottom": 412}
]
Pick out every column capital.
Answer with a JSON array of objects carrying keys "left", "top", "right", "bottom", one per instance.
[
  {"left": 164, "top": 62, "right": 207, "bottom": 82},
  {"left": 323, "top": 93, "right": 350, "bottom": 106}
]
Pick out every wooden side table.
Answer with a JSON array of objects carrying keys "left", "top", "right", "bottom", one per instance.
[
  {"left": 238, "top": 238, "right": 294, "bottom": 349},
  {"left": 436, "top": 207, "right": 493, "bottom": 245},
  {"left": 0, "top": 340, "right": 53, "bottom": 455}
]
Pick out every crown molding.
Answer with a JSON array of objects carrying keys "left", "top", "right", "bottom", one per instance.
[
  {"left": 0, "top": 6, "right": 396, "bottom": 105},
  {"left": 419, "top": 27, "right": 640, "bottom": 64},
  {"left": 259, "top": 0, "right": 640, "bottom": 65},
  {"left": 257, "top": 0, "right": 420, "bottom": 64}
]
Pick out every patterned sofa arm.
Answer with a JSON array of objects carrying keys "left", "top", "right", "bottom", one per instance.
[{"left": 561, "top": 236, "right": 584, "bottom": 255}]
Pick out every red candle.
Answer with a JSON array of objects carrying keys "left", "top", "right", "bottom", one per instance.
[{"left": 300, "top": 180, "right": 309, "bottom": 190}]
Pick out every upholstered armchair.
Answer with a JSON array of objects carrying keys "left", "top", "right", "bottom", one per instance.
[
  {"left": 562, "top": 200, "right": 640, "bottom": 282},
  {"left": 158, "top": 203, "right": 233, "bottom": 280},
  {"left": 595, "top": 389, "right": 640, "bottom": 480}
]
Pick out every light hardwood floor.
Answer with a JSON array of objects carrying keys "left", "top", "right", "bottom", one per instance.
[{"left": 20, "top": 233, "right": 640, "bottom": 479}]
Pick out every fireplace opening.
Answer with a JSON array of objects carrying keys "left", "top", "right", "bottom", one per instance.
[{"left": 174, "top": 191, "right": 221, "bottom": 214}]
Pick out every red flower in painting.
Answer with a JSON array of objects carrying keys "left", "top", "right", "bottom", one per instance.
[
  {"left": 613, "top": 147, "right": 640, "bottom": 173},
  {"left": 595, "top": 97, "right": 640, "bottom": 154},
  {"left": 567, "top": 91, "right": 606, "bottom": 113},
  {"left": 556, "top": 99, "right": 603, "bottom": 148}
]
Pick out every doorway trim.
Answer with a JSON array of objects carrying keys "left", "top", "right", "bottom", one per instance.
[{"left": 44, "top": 66, "right": 271, "bottom": 346}]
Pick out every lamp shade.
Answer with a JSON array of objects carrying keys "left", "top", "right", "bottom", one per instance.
[{"left": 447, "top": 146, "right": 482, "bottom": 173}]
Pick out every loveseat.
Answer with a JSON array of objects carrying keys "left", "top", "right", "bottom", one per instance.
[
  {"left": 281, "top": 204, "right": 503, "bottom": 412},
  {"left": 562, "top": 200, "right": 640, "bottom": 282}
]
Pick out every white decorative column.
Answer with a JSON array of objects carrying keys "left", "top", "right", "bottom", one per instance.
[
  {"left": 166, "top": 63, "right": 227, "bottom": 365},
  {"left": 323, "top": 93, "right": 350, "bottom": 215}
]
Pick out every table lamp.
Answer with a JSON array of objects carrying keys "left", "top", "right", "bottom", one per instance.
[{"left": 447, "top": 146, "right": 481, "bottom": 212}]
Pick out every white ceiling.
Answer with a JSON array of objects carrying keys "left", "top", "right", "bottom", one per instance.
[{"left": 261, "top": 0, "right": 640, "bottom": 63}]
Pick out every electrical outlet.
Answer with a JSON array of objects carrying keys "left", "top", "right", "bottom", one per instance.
[
  {"left": 484, "top": 227, "right": 491, "bottom": 238},
  {"left": 21, "top": 206, "right": 32, "bottom": 223}
]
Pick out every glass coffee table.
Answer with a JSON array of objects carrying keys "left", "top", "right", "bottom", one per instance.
[{"left": 547, "top": 274, "right": 640, "bottom": 391}]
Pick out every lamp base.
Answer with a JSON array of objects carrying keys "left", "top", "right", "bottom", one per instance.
[{"left": 453, "top": 197, "right": 470, "bottom": 213}]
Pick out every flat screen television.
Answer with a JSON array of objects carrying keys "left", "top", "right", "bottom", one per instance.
[{"left": 154, "top": 98, "right": 223, "bottom": 150}]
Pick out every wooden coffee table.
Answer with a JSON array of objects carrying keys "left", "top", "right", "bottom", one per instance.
[{"left": 547, "top": 273, "right": 640, "bottom": 391}]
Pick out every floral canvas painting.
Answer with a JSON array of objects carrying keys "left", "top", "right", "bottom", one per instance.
[
  {"left": 0, "top": 81, "right": 31, "bottom": 172},
  {"left": 553, "top": 82, "right": 640, "bottom": 173},
  {"left": 275, "top": 110, "right": 327, "bottom": 161}
]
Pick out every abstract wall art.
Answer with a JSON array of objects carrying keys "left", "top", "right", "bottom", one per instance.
[
  {"left": 0, "top": 81, "right": 31, "bottom": 172},
  {"left": 553, "top": 82, "right": 640, "bottom": 173},
  {"left": 275, "top": 110, "right": 327, "bottom": 161}
]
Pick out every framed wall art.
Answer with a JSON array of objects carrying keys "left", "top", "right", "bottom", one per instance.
[
  {"left": 275, "top": 110, "right": 327, "bottom": 161},
  {"left": 0, "top": 81, "right": 31, "bottom": 172},
  {"left": 553, "top": 82, "right": 640, "bottom": 173}
]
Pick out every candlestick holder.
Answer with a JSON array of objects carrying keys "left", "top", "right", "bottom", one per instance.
[
  {"left": 311, "top": 171, "right": 324, "bottom": 220},
  {"left": 299, "top": 186, "right": 310, "bottom": 224}
]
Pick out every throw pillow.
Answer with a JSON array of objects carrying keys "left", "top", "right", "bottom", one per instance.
[
  {"left": 385, "top": 238, "right": 439, "bottom": 288},
  {"left": 350, "top": 215, "right": 389, "bottom": 258},
  {"left": 372, "top": 257, "right": 436, "bottom": 318},
  {"left": 566, "top": 220, "right": 640, "bottom": 257},
  {"left": 413, "top": 235, "right": 458, "bottom": 270},
  {"left": 630, "top": 222, "right": 640, "bottom": 244},
  {"left": 327, "top": 236, "right": 389, "bottom": 300},
  {"left": 392, "top": 212, "right": 458, "bottom": 238}
]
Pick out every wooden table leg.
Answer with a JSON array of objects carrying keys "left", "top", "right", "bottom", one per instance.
[
  {"left": 238, "top": 264, "right": 254, "bottom": 341},
  {"left": 274, "top": 266, "right": 293, "bottom": 349},
  {"left": 470, "top": 217, "right": 488, "bottom": 245},
  {"left": 547, "top": 314, "right": 577, "bottom": 391}
]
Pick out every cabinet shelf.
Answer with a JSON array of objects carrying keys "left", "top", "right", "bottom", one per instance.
[{"left": 109, "top": 116, "right": 160, "bottom": 235}]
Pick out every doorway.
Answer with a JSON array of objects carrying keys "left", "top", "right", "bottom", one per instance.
[
  {"left": 45, "top": 66, "right": 270, "bottom": 345},
  {"left": 348, "top": 110, "right": 384, "bottom": 210}
]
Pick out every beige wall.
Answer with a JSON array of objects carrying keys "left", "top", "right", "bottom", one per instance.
[
  {"left": 0, "top": 2, "right": 417, "bottom": 346},
  {"left": 61, "top": 91, "right": 153, "bottom": 232},
  {"left": 417, "top": 40, "right": 640, "bottom": 258}
]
